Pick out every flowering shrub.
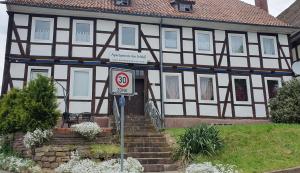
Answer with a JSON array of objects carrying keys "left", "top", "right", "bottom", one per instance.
[
  {"left": 71, "top": 122, "right": 102, "bottom": 140},
  {"left": 23, "top": 128, "right": 53, "bottom": 149},
  {"left": 55, "top": 150, "right": 144, "bottom": 173},
  {"left": 0, "top": 153, "right": 42, "bottom": 173},
  {"left": 186, "top": 162, "right": 239, "bottom": 173}
]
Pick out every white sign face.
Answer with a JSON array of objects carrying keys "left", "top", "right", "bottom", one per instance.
[
  {"left": 292, "top": 61, "right": 300, "bottom": 75},
  {"left": 109, "top": 68, "right": 135, "bottom": 96},
  {"left": 109, "top": 50, "right": 148, "bottom": 64}
]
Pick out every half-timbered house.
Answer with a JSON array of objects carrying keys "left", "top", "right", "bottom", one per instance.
[{"left": 1, "top": 0, "right": 299, "bottom": 128}]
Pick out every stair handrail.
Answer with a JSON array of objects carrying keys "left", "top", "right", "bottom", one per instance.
[
  {"left": 145, "top": 100, "right": 163, "bottom": 130},
  {"left": 113, "top": 96, "right": 121, "bottom": 132}
]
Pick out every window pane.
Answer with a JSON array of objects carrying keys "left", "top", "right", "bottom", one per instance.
[
  {"left": 165, "top": 31, "right": 177, "bottom": 49},
  {"left": 231, "top": 36, "right": 244, "bottom": 53},
  {"left": 263, "top": 38, "right": 276, "bottom": 55},
  {"left": 76, "top": 23, "right": 90, "bottom": 42},
  {"left": 122, "top": 27, "right": 135, "bottom": 46},
  {"left": 179, "top": 3, "right": 192, "bottom": 12},
  {"left": 30, "top": 69, "right": 49, "bottom": 80},
  {"left": 198, "top": 33, "right": 210, "bottom": 51},
  {"left": 267, "top": 80, "right": 279, "bottom": 99},
  {"left": 200, "top": 77, "right": 214, "bottom": 100},
  {"left": 35, "top": 20, "right": 50, "bottom": 40},
  {"left": 73, "top": 71, "right": 90, "bottom": 97},
  {"left": 234, "top": 79, "right": 248, "bottom": 101},
  {"left": 165, "top": 75, "right": 180, "bottom": 99}
]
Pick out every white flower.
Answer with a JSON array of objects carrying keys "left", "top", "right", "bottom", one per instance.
[
  {"left": 71, "top": 122, "right": 102, "bottom": 140},
  {"left": 23, "top": 128, "right": 53, "bottom": 149},
  {"left": 186, "top": 162, "right": 239, "bottom": 173}
]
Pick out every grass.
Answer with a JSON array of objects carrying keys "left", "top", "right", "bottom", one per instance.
[
  {"left": 165, "top": 124, "right": 300, "bottom": 173},
  {"left": 90, "top": 144, "right": 120, "bottom": 156}
]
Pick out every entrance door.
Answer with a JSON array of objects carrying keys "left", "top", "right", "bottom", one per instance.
[{"left": 126, "top": 79, "right": 145, "bottom": 115}]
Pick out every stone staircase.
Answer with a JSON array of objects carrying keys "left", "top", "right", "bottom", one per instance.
[{"left": 124, "top": 115, "right": 178, "bottom": 172}]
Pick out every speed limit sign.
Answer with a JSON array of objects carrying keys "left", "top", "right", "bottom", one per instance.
[{"left": 109, "top": 68, "right": 135, "bottom": 96}]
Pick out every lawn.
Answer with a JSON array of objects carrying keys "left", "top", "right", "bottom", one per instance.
[{"left": 165, "top": 124, "right": 300, "bottom": 173}]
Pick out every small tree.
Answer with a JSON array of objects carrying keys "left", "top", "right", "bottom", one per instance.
[{"left": 270, "top": 78, "right": 300, "bottom": 123}]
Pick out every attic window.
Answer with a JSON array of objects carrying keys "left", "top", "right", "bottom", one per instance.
[
  {"left": 116, "top": 0, "right": 130, "bottom": 6},
  {"left": 179, "top": 3, "right": 192, "bottom": 12}
]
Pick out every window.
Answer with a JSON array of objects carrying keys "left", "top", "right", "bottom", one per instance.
[
  {"left": 27, "top": 66, "right": 51, "bottom": 81},
  {"left": 229, "top": 34, "right": 247, "bottom": 56},
  {"left": 163, "top": 73, "right": 183, "bottom": 102},
  {"left": 31, "top": 17, "right": 54, "bottom": 43},
  {"left": 197, "top": 74, "right": 217, "bottom": 103},
  {"left": 116, "top": 0, "right": 130, "bottom": 6},
  {"left": 265, "top": 77, "right": 282, "bottom": 100},
  {"left": 232, "top": 76, "right": 251, "bottom": 104},
  {"left": 261, "top": 36, "right": 278, "bottom": 57},
  {"left": 195, "top": 31, "right": 213, "bottom": 54},
  {"left": 162, "top": 28, "right": 180, "bottom": 51},
  {"left": 70, "top": 68, "right": 92, "bottom": 99},
  {"left": 179, "top": 3, "right": 192, "bottom": 12},
  {"left": 119, "top": 24, "right": 138, "bottom": 48},
  {"left": 72, "top": 20, "right": 93, "bottom": 45}
]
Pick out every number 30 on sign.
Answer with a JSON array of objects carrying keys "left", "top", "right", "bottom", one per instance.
[{"left": 109, "top": 68, "right": 135, "bottom": 96}]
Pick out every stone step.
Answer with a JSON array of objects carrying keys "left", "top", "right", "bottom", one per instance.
[
  {"left": 127, "top": 152, "right": 171, "bottom": 158},
  {"left": 138, "top": 158, "right": 173, "bottom": 164},
  {"left": 125, "top": 142, "right": 168, "bottom": 148},
  {"left": 125, "top": 137, "right": 167, "bottom": 143},
  {"left": 126, "top": 147, "right": 171, "bottom": 152},
  {"left": 125, "top": 132, "right": 163, "bottom": 137},
  {"left": 143, "top": 164, "right": 178, "bottom": 172}
]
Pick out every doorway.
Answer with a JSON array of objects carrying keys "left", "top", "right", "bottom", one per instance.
[{"left": 125, "top": 79, "right": 145, "bottom": 115}]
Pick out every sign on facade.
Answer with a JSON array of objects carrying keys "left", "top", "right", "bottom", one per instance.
[
  {"left": 109, "top": 50, "right": 148, "bottom": 64},
  {"left": 109, "top": 68, "right": 135, "bottom": 96}
]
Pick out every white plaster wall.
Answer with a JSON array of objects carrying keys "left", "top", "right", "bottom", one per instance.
[
  {"left": 183, "top": 40, "right": 193, "bottom": 52},
  {"left": 142, "top": 37, "right": 159, "bottom": 49},
  {"left": 163, "top": 53, "right": 181, "bottom": 64},
  {"left": 216, "top": 55, "right": 228, "bottom": 66},
  {"left": 221, "top": 103, "right": 232, "bottom": 117},
  {"left": 185, "top": 102, "right": 197, "bottom": 116},
  {"left": 12, "top": 80, "right": 24, "bottom": 89},
  {"left": 73, "top": 46, "right": 93, "bottom": 58},
  {"left": 216, "top": 43, "right": 226, "bottom": 54},
  {"left": 183, "top": 71, "right": 194, "bottom": 84},
  {"left": 97, "top": 33, "right": 115, "bottom": 45},
  {"left": 12, "top": 28, "right": 28, "bottom": 40},
  {"left": 10, "top": 63, "right": 25, "bottom": 78},
  {"left": 230, "top": 57, "right": 248, "bottom": 67},
  {"left": 253, "top": 89, "right": 265, "bottom": 102},
  {"left": 200, "top": 105, "right": 218, "bottom": 116},
  {"left": 280, "top": 47, "right": 290, "bottom": 57},
  {"left": 69, "top": 102, "right": 91, "bottom": 113},
  {"left": 183, "top": 53, "right": 194, "bottom": 64},
  {"left": 217, "top": 73, "right": 229, "bottom": 86},
  {"left": 97, "top": 20, "right": 116, "bottom": 32},
  {"left": 235, "top": 106, "right": 253, "bottom": 117},
  {"left": 283, "top": 76, "right": 293, "bottom": 82},
  {"left": 196, "top": 55, "right": 214, "bottom": 66},
  {"left": 247, "top": 32, "right": 258, "bottom": 43},
  {"left": 57, "top": 17, "right": 70, "bottom": 29},
  {"left": 55, "top": 81, "right": 67, "bottom": 96},
  {"left": 54, "top": 65, "right": 68, "bottom": 79},
  {"left": 292, "top": 48, "right": 297, "bottom": 61},
  {"left": 219, "top": 88, "right": 231, "bottom": 101},
  {"left": 251, "top": 75, "right": 263, "bottom": 87},
  {"left": 278, "top": 34, "right": 289, "bottom": 45},
  {"left": 56, "top": 44, "right": 69, "bottom": 57},
  {"left": 281, "top": 59, "right": 291, "bottom": 70},
  {"left": 96, "top": 83, "right": 106, "bottom": 97},
  {"left": 95, "top": 99, "right": 108, "bottom": 114},
  {"left": 57, "top": 99, "right": 66, "bottom": 113},
  {"left": 298, "top": 45, "right": 300, "bottom": 59},
  {"left": 249, "top": 45, "right": 259, "bottom": 56},
  {"left": 255, "top": 104, "right": 266, "bottom": 117},
  {"left": 141, "top": 24, "right": 159, "bottom": 36},
  {"left": 96, "top": 66, "right": 108, "bottom": 80},
  {"left": 214, "top": 30, "right": 225, "bottom": 41},
  {"left": 30, "top": 44, "right": 52, "bottom": 56},
  {"left": 182, "top": 27, "right": 192, "bottom": 38},
  {"left": 141, "top": 50, "right": 159, "bottom": 63},
  {"left": 263, "top": 59, "right": 279, "bottom": 69},
  {"left": 99, "top": 47, "right": 115, "bottom": 59},
  {"left": 165, "top": 104, "right": 183, "bottom": 115},
  {"left": 11, "top": 42, "right": 26, "bottom": 55},
  {"left": 148, "top": 70, "right": 160, "bottom": 84},
  {"left": 150, "top": 85, "right": 161, "bottom": 99},
  {"left": 185, "top": 86, "right": 196, "bottom": 100},
  {"left": 14, "top": 14, "right": 29, "bottom": 26},
  {"left": 56, "top": 30, "right": 69, "bottom": 42},
  {"left": 250, "top": 57, "right": 261, "bottom": 68}
]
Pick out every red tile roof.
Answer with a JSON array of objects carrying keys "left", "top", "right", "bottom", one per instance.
[{"left": 4, "top": 0, "right": 290, "bottom": 27}]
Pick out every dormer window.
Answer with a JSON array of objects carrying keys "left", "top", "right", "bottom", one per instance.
[
  {"left": 116, "top": 0, "right": 130, "bottom": 6},
  {"left": 179, "top": 3, "right": 192, "bottom": 12},
  {"left": 171, "top": 0, "right": 195, "bottom": 12}
]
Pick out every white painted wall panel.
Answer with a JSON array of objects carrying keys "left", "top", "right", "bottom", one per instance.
[
  {"left": 151, "top": 85, "right": 161, "bottom": 99},
  {"left": 255, "top": 104, "right": 266, "bottom": 117},
  {"left": 56, "top": 30, "right": 69, "bottom": 42},
  {"left": 253, "top": 89, "right": 264, "bottom": 102},
  {"left": 219, "top": 88, "right": 231, "bottom": 101},
  {"left": 185, "top": 86, "right": 196, "bottom": 100},
  {"left": 214, "top": 30, "right": 225, "bottom": 41},
  {"left": 69, "top": 102, "right": 91, "bottom": 113},
  {"left": 221, "top": 103, "right": 232, "bottom": 117},
  {"left": 235, "top": 106, "right": 252, "bottom": 117},
  {"left": 216, "top": 43, "right": 226, "bottom": 53},
  {"left": 141, "top": 24, "right": 159, "bottom": 36},
  {"left": 142, "top": 50, "right": 160, "bottom": 63},
  {"left": 247, "top": 32, "right": 258, "bottom": 43},
  {"left": 10, "top": 63, "right": 25, "bottom": 78},
  {"left": 99, "top": 99, "right": 108, "bottom": 114},
  {"left": 56, "top": 44, "right": 69, "bottom": 57},
  {"left": 96, "top": 66, "right": 108, "bottom": 81},
  {"left": 101, "top": 47, "right": 115, "bottom": 59},
  {"left": 11, "top": 42, "right": 26, "bottom": 55},
  {"left": 182, "top": 27, "right": 193, "bottom": 38},
  {"left": 97, "top": 33, "right": 115, "bottom": 45},
  {"left": 281, "top": 59, "right": 291, "bottom": 70},
  {"left": 230, "top": 57, "right": 248, "bottom": 67},
  {"left": 183, "top": 71, "right": 194, "bottom": 84},
  {"left": 142, "top": 37, "right": 159, "bottom": 49},
  {"left": 163, "top": 53, "right": 181, "bottom": 64},
  {"left": 55, "top": 81, "right": 67, "bottom": 97},
  {"left": 281, "top": 47, "right": 290, "bottom": 57},
  {"left": 249, "top": 45, "right": 259, "bottom": 56},
  {"left": 72, "top": 46, "right": 93, "bottom": 58},
  {"left": 183, "top": 53, "right": 194, "bottom": 64},
  {"left": 97, "top": 20, "right": 116, "bottom": 31},
  {"left": 54, "top": 65, "right": 68, "bottom": 79},
  {"left": 31, "top": 44, "right": 52, "bottom": 56},
  {"left": 148, "top": 70, "right": 160, "bottom": 84},
  {"left": 165, "top": 104, "right": 183, "bottom": 115},
  {"left": 251, "top": 75, "right": 263, "bottom": 87},
  {"left": 216, "top": 55, "right": 228, "bottom": 66},
  {"left": 292, "top": 48, "right": 297, "bottom": 61},
  {"left": 14, "top": 14, "right": 29, "bottom": 26},
  {"left": 12, "top": 80, "right": 23, "bottom": 89},
  {"left": 278, "top": 34, "right": 289, "bottom": 45},
  {"left": 57, "top": 99, "right": 66, "bottom": 113},
  {"left": 96, "top": 83, "right": 106, "bottom": 97},
  {"left": 183, "top": 40, "right": 193, "bottom": 51},
  {"left": 186, "top": 102, "right": 197, "bottom": 116},
  {"left": 200, "top": 105, "right": 218, "bottom": 116},
  {"left": 217, "top": 73, "right": 229, "bottom": 86},
  {"left": 196, "top": 55, "right": 214, "bottom": 66},
  {"left": 250, "top": 57, "right": 261, "bottom": 68},
  {"left": 12, "top": 28, "right": 28, "bottom": 40},
  {"left": 57, "top": 17, "right": 70, "bottom": 29},
  {"left": 283, "top": 76, "right": 292, "bottom": 82},
  {"left": 263, "top": 59, "right": 279, "bottom": 69}
]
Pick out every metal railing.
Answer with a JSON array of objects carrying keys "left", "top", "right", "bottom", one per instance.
[
  {"left": 113, "top": 96, "right": 121, "bottom": 132},
  {"left": 145, "top": 101, "right": 163, "bottom": 130}
]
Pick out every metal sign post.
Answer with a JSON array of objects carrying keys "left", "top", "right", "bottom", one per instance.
[{"left": 119, "top": 95, "right": 125, "bottom": 172}]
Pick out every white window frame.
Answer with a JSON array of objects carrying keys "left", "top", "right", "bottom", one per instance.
[
  {"left": 197, "top": 74, "right": 217, "bottom": 103},
  {"left": 260, "top": 35, "right": 278, "bottom": 58},
  {"left": 228, "top": 33, "right": 247, "bottom": 56},
  {"left": 162, "top": 28, "right": 181, "bottom": 52},
  {"left": 195, "top": 30, "right": 214, "bottom": 54},
  {"left": 70, "top": 68, "right": 93, "bottom": 100},
  {"left": 163, "top": 73, "right": 183, "bottom": 102},
  {"left": 31, "top": 17, "right": 54, "bottom": 43},
  {"left": 72, "top": 20, "right": 94, "bottom": 45},
  {"left": 232, "top": 76, "right": 251, "bottom": 105},
  {"left": 118, "top": 23, "right": 139, "bottom": 49},
  {"left": 264, "top": 77, "right": 282, "bottom": 101},
  {"left": 27, "top": 66, "right": 52, "bottom": 82}
]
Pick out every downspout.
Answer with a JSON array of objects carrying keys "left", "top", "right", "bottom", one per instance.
[{"left": 159, "top": 18, "right": 165, "bottom": 128}]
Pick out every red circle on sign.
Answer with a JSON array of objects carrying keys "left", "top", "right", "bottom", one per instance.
[{"left": 115, "top": 72, "right": 129, "bottom": 88}]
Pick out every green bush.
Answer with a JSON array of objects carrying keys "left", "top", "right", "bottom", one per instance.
[
  {"left": 175, "top": 124, "right": 223, "bottom": 163},
  {"left": 0, "top": 75, "right": 60, "bottom": 134},
  {"left": 270, "top": 79, "right": 300, "bottom": 123}
]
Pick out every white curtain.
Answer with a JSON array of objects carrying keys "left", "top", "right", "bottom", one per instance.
[
  {"left": 122, "top": 27, "right": 135, "bottom": 46},
  {"left": 73, "top": 71, "right": 90, "bottom": 97},
  {"left": 200, "top": 77, "right": 214, "bottom": 100},
  {"left": 165, "top": 31, "right": 177, "bottom": 49},
  {"left": 35, "top": 20, "right": 50, "bottom": 40},
  {"left": 166, "top": 76, "right": 180, "bottom": 99},
  {"left": 198, "top": 33, "right": 210, "bottom": 51},
  {"left": 231, "top": 36, "right": 244, "bottom": 53},
  {"left": 263, "top": 38, "right": 275, "bottom": 55},
  {"left": 76, "top": 23, "right": 90, "bottom": 42},
  {"left": 30, "top": 69, "right": 49, "bottom": 81}
]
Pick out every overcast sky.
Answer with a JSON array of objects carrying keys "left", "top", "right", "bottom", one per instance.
[{"left": 0, "top": 0, "right": 296, "bottom": 90}]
